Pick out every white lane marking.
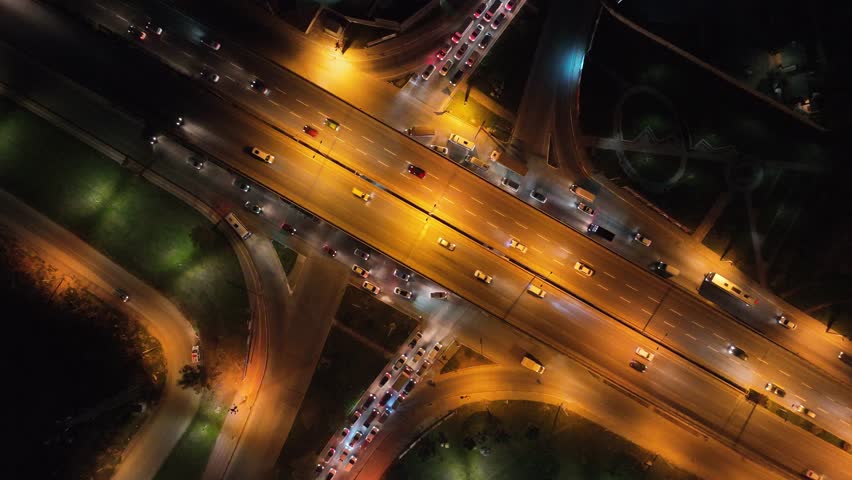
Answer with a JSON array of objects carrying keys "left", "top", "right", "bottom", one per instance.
[
  {"left": 342, "top": 124, "right": 353, "bottom": 131},
  {"left": 361, "top": 136, "right": 375, "bottom": 143},
  {"left": 691, "top": 320, "right": 704, "bottom": 329},
  {"left": 514, "top": 221, "right": 528, "bottom": 229},
  {"left": 296, "top": 99, "right": 310, "bottom": 107},
  {"left": 647, "top": 296, "right": 661, "bottom": 303},
  {"left": 95, "top": 2, "right": 106, "bottom": 8},
  {"left": 420, "top": 185, "right": 433, "bottom": 192},
  {"left": 553, "top": 259, "right": 565, "bottom": 266},
  {"left": 355, "top": 148, "right": 368, "bottom": 156},
  {"left": 383, "top": 148, "right": 397, "bottom": 156},
  {"left": 641, "top": 308, "right": 653, "bottom": 315},
  {"left": 275, "top": 87, "right": 287, "bottom": 95},
  {"left": 707, "top": 345, "right": 718, "bottom": 352},
  {"left": 116, "top": 14, "right": 128, "bottom": 22},
  {"left": 429, "top": 173, "right": 440, "bottom": 180},
  {"left": 669, "top": 309, "right": 683, "bottom": 317},
  {"left": 619, "top": 296, "right": 631, "bottom": 304},
  {"left": 318, "top": 111, "right": 329, "bottom": 118},
  {"left": 794, "top": 395, "right": 807, "bottom": 402},
  {"left": 685, "top": 333, "right": 697, "bottom": 340},
  {"left": 537, "top": 234, "right": 550, "bottom": 242},
  {"left": 269, "top": 100, "right": 280, "bottom": 106},
  {"left": 713, "top": 333, "right": 726, "bottom": 341},
  {"left": 486, "top": 222, "right": 498, "bottom": 229},
  {"left": 289, "top": 111, "right": 302, "bottom": 119},
  {"left": 334, "top": 136, "right": 344, "bottom": 143},
  {"left": 801, "top": 382, "right": 812, "bottom": 389},
  {"left": 224, "top": 75, "right": 236, "bottom": 82},
  {"left": 842, "top": 420, "right": 851, "bottom": 428},
  {"left": 757, "top": 358, "right": 768, "bottom": 365},
  {"left": 376, "top": 160, "right": 389, "bottom": 167},
  {"left": 450, "top": 185, "right": 463, "bottom": 193},
  {"left": 492, "top": 209, "right": 506, "bottom": 217},
  {"left": 625, "top": 284, "right": 639, "bottom": 292},
  {"left": 816, "top": 407, "right": 828, "bottom": 414},
  {"left": 596, "top": 284, "right": 609, "bottom": 291},
  {"left": 230, "top": 62, "right": 243, "bottom": 70},
  {"left": 464, "top": 209, "right": 477, "bottom": 216},
  {"left": 470, "top": 197, "right": 483, "bottom": 204},
  {"left": 442, "top": 196, "right": 455, "bottom": 205},
  {"left": 826, "top": 395, "right": 836, "bottom": 403},
  {"left": 559, "top": 247, "right": 572, "bottom": 255},
  {"left": 531, "top": 247, "right": 543, "bottom": 254},
  {"left": 181, "top": 50, "right": 193, "bottom": 58},
  {"left": 603, "top": 271, "right": 615, "bottom": 279},
  {"left": 778, "top": 369, "right": 791, "bottom": 377},
  {"left": 663, "top": 321, "right": 676, "bottom": 328}
]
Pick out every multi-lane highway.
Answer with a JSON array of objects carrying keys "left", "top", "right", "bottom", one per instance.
[{"left": 2, "top": 0, "right": 849, "bottom": 476}]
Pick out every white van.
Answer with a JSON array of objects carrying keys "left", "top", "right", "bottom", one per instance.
[
  {"left": 568, "top": 184, "right": 595, "bottom": 202},
  {"left": 225, "top": 212, "right": 252, "bottom": 240},
  {"left": 449, "top": 134, "right": 475, "bottom": 151},
  {"left": 521, "top": 353, "right": 545, "bottom": 374}
]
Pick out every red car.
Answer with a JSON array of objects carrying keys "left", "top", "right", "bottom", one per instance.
[
  {"left": 323, "top": 245, "right": 337, "bottom": 257},
  {"left": 407, "top": 164, "right": 427, "bottom": 179},
  {"left": 473, "top": 2, "right": 487, "bottom": 18},
  {"left": 303, "top": 125, "right": 319, "bottom": 137},
  {"left": 506, "top": 0, "right": 517, "bottom": 11}
]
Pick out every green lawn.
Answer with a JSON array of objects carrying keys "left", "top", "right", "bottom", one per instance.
[
  {"left": 275, "top": 327, "right": 388, "bottom": 479},
  {"left": 384, "top": 400, "right": 699, "bottom": 480},
  {"left": 336, "top": 286, "right": 420, "bottom": 352},
  {"left": 0, "top": 98, "right": 248, "bottom": 346},
  {"left": 155, "top": 392, "right": 228, "bottom": 480},
  {"left": 272, "top": 240, "right": 299, "bottom": 275},
  {"left": 750, "top": 390, "right": 849, "bottom": 451}
]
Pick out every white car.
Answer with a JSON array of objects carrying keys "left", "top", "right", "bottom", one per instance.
[
  {"left": 509, "top": 238, "right": 528, "bottom": 253},
  {"left": 792, "top": 403, "right": 816, "bottom": 419},
  {"left": 804, "top": 469, "right": 823, "bottom": 480},
  {"left": 429, "top": 145, "right": 449, "bottom": 155},
  {"left": 191, "top": 345, "right": 200, "bottom": 363},
  {"left": 437, "top": 237, "right": 457, "bottom": 251},
  {"left": 776, "top": 314, "right": 796, "bottom": 329},
  {"left": 577, "top": 202, "right": 596, "bottom": 216},
  {"left": 527, "top": 284, "right": 546, "bottom": 298},
  {"left": 633, "top": 233, "right": 652, "bottom": 247},
  {"left": 362, "top": 281, "right": 381, "bottom": 295},
  {"left": 474, "top": 269, "right": 493, "bottom": 284},
  {"left": 573, "top": 262, "right": 594, "bottom": 277},
  {"left": 635, "top": 347, "right": 655, "bottom": 361}
]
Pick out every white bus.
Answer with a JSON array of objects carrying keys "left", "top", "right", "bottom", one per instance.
[
  {"left": 704, "top": 272, "right": 758, "bottom": 306},
  {"left": 225, "top": 212, "right": 252, "bottom": 240}
]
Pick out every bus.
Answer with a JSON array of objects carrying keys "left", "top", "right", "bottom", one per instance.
[
  {"left": 703, "top": 272, "right": 758, "bottom": 306},
  {"left": 225, "top": 212, "right": 252, "bottom": 240}
]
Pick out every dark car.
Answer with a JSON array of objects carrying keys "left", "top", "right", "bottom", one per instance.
[
  {"left": 323, "top": 447, "right": 336, "bottom": 463},
  {"left": 354, "top": 248, "right": 370, "bottom": 261},
  {"left": 144, "top": 21, "right": 163, "bottom": 35},
  {"left": 127, "top": 25, "right": 147, "bottom": 40},
  {"left": 764, "top": 382, "right": 786, "bottom": 397},
  {"left": 189, "top": 157, "right": 205, "bottom": 170},
  {"left": 403, "top": 379, "right": 417, "bottom": 394},
  {"left": 323, "top": 245, "right": 337, "bottom": 257},
  {"left": 408, "top": 331, "right": 423, "bottom": 348},
  {"left": 250, "top": 78, "right": 271, "bottom": 95},
  {"left": 364, "top": 408, "right": 379, "bottom": 427},
  {"left": 407, "top": 164, "right": 427, "bottom": 179},
  {"left": 728, "top": 345, "right": 748, "bottom": 361},
  {"left": 362, "top": 394, "right": 376, "bottom": 409},
  {"left": 116, "top": 288, "right": 130, "bottom": 303},
  {"left": 281, "top": 223, "right": 296, "bottom": 235},
  {"left": 449, "top": 69, "right": 464, "bottom": 87},
  {"left": 378, "top": 408, "right": 392, "bottom": 423},
  {"left": 201, "top": 36, "right": 221, "bottom": 50},
  {"left": 530, "top": 190, "right": 547, "bottom": 203},
  {"left": 348, "top": 431, "right": 363, "bottom": 447},
  {"left": 379, "top": 391, "right": 393, "bottom": 406},
  {"left": 840, "top": 351, "right": 852, "bottom": 366},
  {"left": 200, "top": 68, "right": 220, "bottom": 83},
  {"left": 303, "top": 125, "right": 319, "bottom": 137},
  {"left": 393, "top": 269, "right": 412, "bottom": 282},
  {"left": 378, "top": 371, "right": 392, "bottom": 387},
  {"left": 629, "top": 360, "right": 647, "bottom": 373},
  {"left": 349, "top": 409, "right": 362, "bottom": 424},
  {"left": 474, "top": 2, "right": 487, "bottom": 18},
  {"left": 340, "top": 427, "right": 350, "bottom": 437}
]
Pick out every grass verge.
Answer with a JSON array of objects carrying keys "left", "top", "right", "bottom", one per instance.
[
  {"left": 748, "top": 389, "right": 850, "bottom": 451},
  {"left": 441, "top": 344, "right": 494, "bottom": 374},
  {"left": 272, "top": 240, "right": 299, "bottom": 276},
  {"left": 155, "top": 392, "right": 228, "bottom": 480},
  {"left": 336, "top": 285, "right": 419, "bottom": 352}
]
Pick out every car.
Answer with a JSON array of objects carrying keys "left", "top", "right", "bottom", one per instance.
[
  {"left": 323, "top": 245, "right": 338, "bottom": 257},
  {"left": 527, "top": 284, "right": 546, "bottom": 298},
  {"left": 236, "top": 181, "right": 251, "bottom": 193},
  {"left": 413, "top": 347, "right": 426, "bottom": 362},
  {"left": 727, "top": 345, "right": 748, "bottom": 360},
  {"left": 764, "top": 382, "right": 786, "bottom": 397},
  {"left": 509, "top": 238, "right": 528, "bottom": 253},
  {"left": 144, "top": 21, "right": 163, "bottom": 36},
  {"left": 344, "top": 456, "right": 358, "bottom": 472},
  {"left": 629, "top": 360, "right": 647, "bottom": 373},
  {"left": 191, "top": 345, "right": 200, "bottom": 363},
  {"left": 633, "top": 233, "right": 652, "bottom": 247},
  {"left": 323, "top": 447, "right": 336, "bottom": 463},
  {"left": 175, "top": 116, "right": 185, "bottom": 127},
  {"left": 325, "top": 118, "right": 341, "bottom": 131},
  {"left": 315, "top": 463, "right": 325, "bottom": 473},
  {"left": 478, "top": 33, "right": 494, "bottom": 49},
  {"left": 573, "top": 262, "right": 594, "bottom": 277},
  {"left": 249, "top": 146, "right": 275, "bottom": 163},
  {"left": 393, "top": 394, "right": 405, "bottom": 407},
  {"left": 421, "top": 64, "right": 436, "bottom": 80},
  {"left": 577, "top": 202, "right": 596, "bottom": 216},
  {"left": 393, "top": 355, "right": 407, "bottom": 370},
  {"left": 339, "top": 448, "right": 350, "bottom": 463},
  {"left": 474, "top": 2, "right": 487, "bottom": 18},
  {"left": 408, "top": 331, "right": 423, "bottom": 348},
  {"left": 506, "top": 0, "right": 517, "bottom": 10},
  {"left": 776, "top": 314, "right": 796, "bottom": 329},
  {"left": 393, "top": 269, "right": 412, "bottom": 282},
  {"left": 451, "top": 30, "right": 463, "bottom": 43},
  {"left": 403, "top": 378, "right": 417, "bottom": 394},
  {"left": 469, "top": 24, "right": 484, "bottom": 41},
  {"left": 394, "top": 287, "right": 413, "bottom": 299},
  {"left": 489, "top": 149, "right": 501, "bottom": 162},
  {"left": 530, "top": 190, "right": 547, "bottom": 203},
  {"left": 127, "top": 25, "right": 147, "bottom": 40},
  {"left": 454, "top": 43, "right": 470, "bottom": 60},
  {"left": 467, "top": 155, "right": 491, "bottom": 169},
  {"left": 439, "top": 60, "right": 454, "bottom": 76},
  {"left": 340, "top": 427, "right": 350, "bottom": 437},
  {"left": 379, "top": 372, "right": 392, "bottom": 387},
  {"left": 244, "top": 201, "right": 263, "bottom": 215},
  {"left": 430, "top": 144, "right": 449, "bottom": 155},
  {"left": 351, "top": 187, "right": 371, "bottom": 202},
  {"left": 430, "top": 291, "right": 449, "bottom": 299},
  {"left": 436, "top": 43, "right": 452, "bottom": 60},
  {"left": 379, "top": 391, "right": 394, "bottom": 407},
  {"left": 303, "top": 125, "right": 319, "bottom": 137},
  {"left": 189, "top": 157, "right": 205, "bottom": 170},
  {"left": 449, "top": 69, "right": 464, "bottom": 87},
  {"left": 281, "top": 223, "right": 296, "bottom": 235},
  {"left": 840, "top": 351, "right": 852, "bottom": 366},
  {"left": 354, "top": 248, "right": 370, "bottom": 261},
  {"left": 349, "top": 409, "right": 362, "bottom": 424},
  {"left": 635, "top": 347, "right": 655, "bottom": 361},
  {"left": 404, "top": 364, "right": 415, "bottom": 375},
  {"left": 326, "top": 469, "right": 336, "bottom": 480},
  {"left": 416, "top": 360, "right": 432, "bottom": 376},
  {"left": 501, "top": 176, "right": 521, "bottom": 192},
  {"left": 250, "top": 78, "right": 270, "bottom": 95},
  {"left": 803, "top": 470, "right": 823, "bottom": 480},
  {"left": 491, "top": 12, "right": 506, "bottom": 29},
  {"left": 474, "top": 269, "right": 493, "bottom": 284},
  {"left": 408, "top": 164, "right": 427, "bottom": 178},
  {"left": 362, "top": 394, "right": 376, "bottom": 409},
  {"left": 437, "top": 237, "right": 457, "bottom": 251},
  {"left": 378, "top": 408, "right": 392, "bottom": 423},
  {"left": 465, "top": 51, "right": 480, "bottom": 68},
  {"left": 365, "top": 426, "right": 380, "bottom": 443},
  {"left": 792, "top": 403, "right": 817, "bottom": 419},
  {"left": 200, "top": 68, "right": 220, "bottom": 83},
  {"left": 352, "top": 265, "right": 370, "bottom": 278},
  {"left": 362, "top": 281, "right": 380, "bottom": 295},
  {"left": 148, "top": 133, "right": 159, "bottom": 145},
  {"left": 363, "top": 409, "right": 379, "bottom": 427},
  {"left": 201, "top": 36, "right": 221, "bottom": 50}
]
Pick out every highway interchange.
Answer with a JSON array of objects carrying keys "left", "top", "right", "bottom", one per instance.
[{"left": 2, "top": 0, "right": 850, "bottom": 478}]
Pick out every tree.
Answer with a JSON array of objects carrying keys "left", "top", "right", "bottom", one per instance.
[{"left": 178, "top": 364, "right": 210, "bottom": 392}]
